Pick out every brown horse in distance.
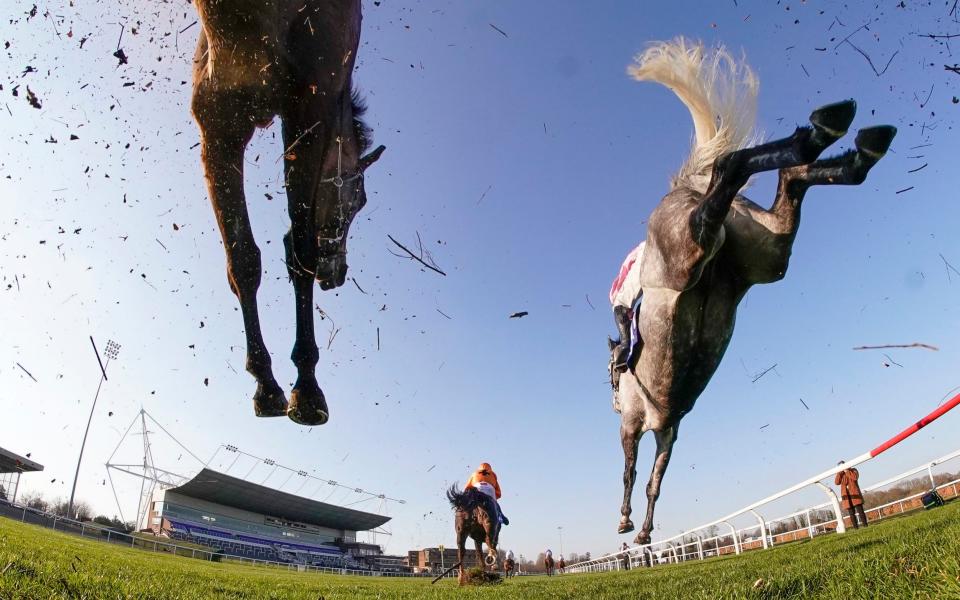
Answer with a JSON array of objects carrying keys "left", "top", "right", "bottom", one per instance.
[
  {"left": 503, "top": 556, "right": 516, "bottom": 578},
  {"left": 544, "top": 554, "right": 555, "bottom": 576},
  {"left": 613, "top": 38, "right": 895, "bottom": 545},
  {"left": 447, "top": 485, "right": 500, "bottom": 585},
  {"left": 191, "top": 0, "right": 385, "bottom": 426}
]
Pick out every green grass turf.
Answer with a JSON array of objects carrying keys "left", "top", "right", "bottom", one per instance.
[{"left": 2, "top": 501, "right": 959, "bottom": 599}]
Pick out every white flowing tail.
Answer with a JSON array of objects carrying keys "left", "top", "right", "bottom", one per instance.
[{"left": 628, "top": 38, "right": 760, "bottom": 193}]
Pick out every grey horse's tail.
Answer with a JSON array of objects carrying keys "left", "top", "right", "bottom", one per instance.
[{"left": 628, "top": 37, "right": 760, "bottom": 194}]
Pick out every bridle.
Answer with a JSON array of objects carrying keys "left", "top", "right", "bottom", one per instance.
[
  {"left": 286, "top": 134, "right": 362, "bottom": 280},
  {"left": 317, "top": 135, "right": 363, "bottom": 251}
]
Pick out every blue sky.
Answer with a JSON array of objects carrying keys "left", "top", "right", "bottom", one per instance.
[{"left": 2, "top": 0, "right": 959, "bottom": 561}]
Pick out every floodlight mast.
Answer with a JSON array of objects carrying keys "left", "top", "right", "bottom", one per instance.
[{"left": 68, "top": 337, "right": 121, "bottom": 518}]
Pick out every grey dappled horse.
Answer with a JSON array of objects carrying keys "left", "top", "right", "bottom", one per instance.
[
  {"left": 612, "top": 39, "right": 895, "bottom": 545},
  {"left": 191, "top": 0, "right": 385, "bottom": 425}
]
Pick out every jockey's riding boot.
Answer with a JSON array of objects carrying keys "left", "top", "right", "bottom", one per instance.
[
  {"left": 612, "top": 305, "right": 633, "bottom": 371},
  {"left": 497, "top": 502, "right": 509, "bottom": 526}
]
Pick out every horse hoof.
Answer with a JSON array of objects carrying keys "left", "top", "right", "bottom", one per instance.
[
  {"left": 634, "top": 531, "right": 651, "bottom": 545},
  {"left": 618, "top": 519, "right": 634, "bottom": 534},
  {"left": 809, "top": 99, "right": 856, "bottom": 140},
  {"left": 253, "top": 381, "right": 288, "bottom": 417},
  {"left": 854, "top": 125, "right": 897, "bottom": 159},
  {"left": 287, "top": 384, "right": 329, "bottom": 426}
]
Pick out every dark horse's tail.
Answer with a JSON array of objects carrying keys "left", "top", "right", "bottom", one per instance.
[{"left": 447, "top": 484, "right": 493, "bottom": 514}]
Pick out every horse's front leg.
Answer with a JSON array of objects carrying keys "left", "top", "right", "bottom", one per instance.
[
  {"left": 285, "top": 245, "right": 328, "bottom": 426},
  {"left": 193, "top": 86, "right": 286, "bottom": 417},
  {"left": 636, "top": 425, "right": 678, "bottom": 545},
  {"left": 618, "top": 418, "right": 645, "bottom": 534},
  {"left": 281, "top": 113, "right": 330, "bottom": 426}
]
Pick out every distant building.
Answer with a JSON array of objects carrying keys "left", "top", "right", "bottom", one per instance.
[
  {"left": 0, "top": 447, "right": 44, "bottom": 505},
  {"left": 342, "top": 541, "right": 410, "bottom": 573},
  {"left": 407, "top": 546, "right": 482, "bottom": 573}
]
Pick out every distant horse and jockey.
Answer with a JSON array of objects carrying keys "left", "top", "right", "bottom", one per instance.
[
  {"left": 447, "top": 485, "right": 501, "bottom": 585},
  {"left": 608, "top": 37, "right": 894, "bottom": 545},
  {"left": 544, "top": 553, "right": 555, "bottom": 576}
]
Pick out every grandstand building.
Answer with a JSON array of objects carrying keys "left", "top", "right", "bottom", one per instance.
[
  {"left": 146, "top": 468, "right": 392, "bottom": 569},
  {"left": 0, "top": 446, "right": 43, "bottom": 505}
]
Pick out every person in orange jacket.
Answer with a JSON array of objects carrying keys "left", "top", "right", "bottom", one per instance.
[
  {"left": 465, "top": 462, "right": 509, "bottom": 526},
  {"left": 835, "top": 461, "right": 868, "bottom": 529}
]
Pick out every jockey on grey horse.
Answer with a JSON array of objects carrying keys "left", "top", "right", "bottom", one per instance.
[{"left": 610, "top": 37, "right": 895, "bottom": 546}]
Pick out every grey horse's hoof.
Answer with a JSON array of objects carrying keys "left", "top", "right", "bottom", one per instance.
[
  {"left": 253, "top": 380, "right": 288, "bottom": 417},
  {"left": 633, "top": 530, "right": 652, "bottom": 545},
  {"left": 618, "top": 518, "right": 635, "bottom": 534},
  {"left": 809, "top": 99, "right": 857, "bottom": 140},
  {"left": 287, "top": 381, "right": 329, "bottom": 426},
  {"left": 854, "top": 125, "right": 897, "bottom": 159}
]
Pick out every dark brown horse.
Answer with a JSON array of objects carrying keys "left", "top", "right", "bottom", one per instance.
[
  {"left": 191, "top": 0, "right": 385, "bottom": 426},
  {"left": 544, "top": 554, "right": 555, "bottom": 576},
  {"left": 503, "top": 557, "right": 516, "bottom": 578},
  {"left": 613, "top": 38, "right": 895, "bottom": 545},
  {"left": 447, "top": 485, "right": 500, "bottom": 585}
]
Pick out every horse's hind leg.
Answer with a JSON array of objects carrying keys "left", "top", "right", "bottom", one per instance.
[
  {"left": 724, "top": 126, "right": 896, "bottom": 286},
  {"left": 192, "top": 84, "right": 286, "bottom": 417},
  {"left": 636, "top": 425, "right": 678, "bottom": 545},
  {"left": 281, "top": 109, "right": 330, "bottom": 426},
  {"left": 797, "top": 126, "right": 897, "bottom": 187},
  {"left": 456, "top": 527, "right": 468, "bottom": 585},
  {"left": 474, "top": 538, "right": 485, "bottom": 570},
  {"left": 692, "top": 100, "right": 857, "bottom": 244}
]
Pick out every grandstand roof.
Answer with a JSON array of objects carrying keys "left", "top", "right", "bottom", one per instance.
[
  {"left": 167, "top": 468, "right": 390, "bottom": 531},
  {"left": 0, "top": 447, "right": 44, "bottom": 473}
]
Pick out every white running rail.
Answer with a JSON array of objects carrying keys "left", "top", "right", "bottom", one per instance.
[{"left": 568, "top": 391, "right": 960, "bottom": 573}]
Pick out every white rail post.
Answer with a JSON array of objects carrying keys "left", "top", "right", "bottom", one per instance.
[
  {"left": 814, "top": 482, "right": 846, "bottom": 534},
  {"left": 723, "top": 521, "right": 741, "bottom": 555},
  {"left": 749, "top": 510, "right": 769, "bottom": 550},
  {"left": 805, "top": 509, "right": 813, "bottom": 538},
  {"left": 927, "top": 462, "right": 936, "bottom": 488},
  {"left": 696, "top": 536, "right": 704, "bottom": 560}
]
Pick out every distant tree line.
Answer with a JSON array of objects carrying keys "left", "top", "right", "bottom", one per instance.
[
  {"left": 16, "top": 490, "right": 134, "bottom": 531},
  {"left": 863, "top": 471, "right": 958, "bottom": 509}
]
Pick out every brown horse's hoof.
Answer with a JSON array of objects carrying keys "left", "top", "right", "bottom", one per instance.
[
  {"left": 618, "top": 518, "right": 634, "bottom": 534},
  {"left": 287, "top": 382, "right": 329, "bottom": 426},
  {"left": 633, "top": 530, "right": 651, "bottom": 545},
  {"left": 253, "top": 380, "right": 288, "bottom": 417}
]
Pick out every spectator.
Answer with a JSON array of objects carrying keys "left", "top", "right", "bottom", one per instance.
[{"left": 834, "top": 461, "right": 868, "bottom": 529}]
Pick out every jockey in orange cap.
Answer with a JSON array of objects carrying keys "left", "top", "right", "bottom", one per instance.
[{"left": 464, "top": 462, "right": 509, "bottom": 526}]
